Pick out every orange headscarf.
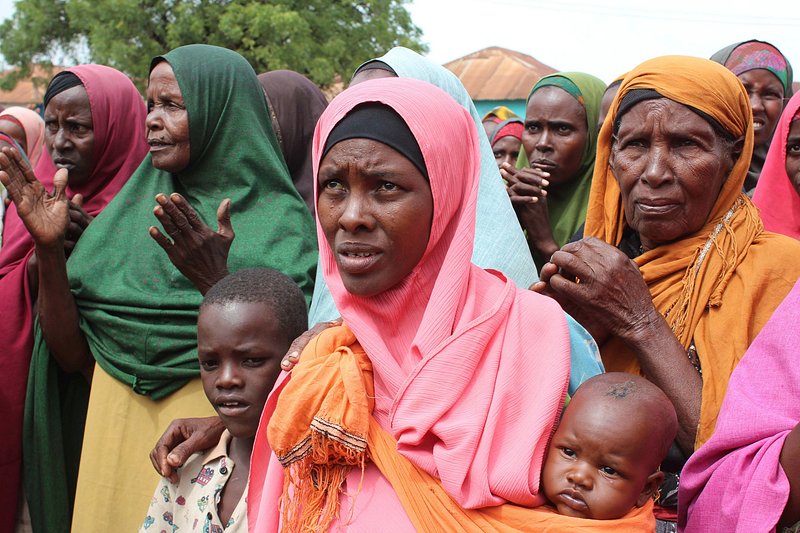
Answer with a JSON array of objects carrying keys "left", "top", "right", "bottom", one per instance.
[{"left": 585, "top": 56, "right": 800, "bottom": 447}]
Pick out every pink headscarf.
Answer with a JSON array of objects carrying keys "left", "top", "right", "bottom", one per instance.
[
  {"left": 679, "top": 279, "right": 800, "bottom": 532},
  {"left": 0, "top": 106, "right": 45, "bottom": 166},
  {"left": 250, "top": 77, "right": 570, "bottom": 529},
  {"left": 752, "top": 91, "right": 800, "bottom": 239},
  {"left": 0, "top": 64, "right": 147, "bottom": 531}
]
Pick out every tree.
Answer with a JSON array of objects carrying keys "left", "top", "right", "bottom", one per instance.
[{"left": 0, "top": 0, "right": 427, "bottom": 90}]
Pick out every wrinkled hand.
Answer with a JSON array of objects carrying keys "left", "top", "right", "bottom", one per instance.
[
  {"left": 0, "top": 146, "right": 70, "bottom": 249},
  {"left": 531, "top": 237, "right": 659, "bottom": 344},
  {"left": 280, "top": 318, "right": 343, "bottom": 372},
  {"left": 149, "top": 193, "right": 234, "bottom": 295},
  {"left": 64, "top": 194, "right": 93, "bottom": 255},
  {"left": 501, "top": 163, "right": 558, "bottom": 258},
  {"left": 150, "top": 416, "right": 225, "bottom": 483}
]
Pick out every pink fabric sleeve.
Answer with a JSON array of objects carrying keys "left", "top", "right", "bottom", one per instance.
[{"left": 679, "top": 280, "right": 800, "bottom": 532}]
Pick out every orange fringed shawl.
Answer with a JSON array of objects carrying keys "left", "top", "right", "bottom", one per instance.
[{"left": 268, "top": 324, "right": 656, "bottom": 532}]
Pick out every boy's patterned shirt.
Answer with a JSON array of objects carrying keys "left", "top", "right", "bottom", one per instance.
[{"left": 140, "top": 430, "right": 247, "bottom": 533}]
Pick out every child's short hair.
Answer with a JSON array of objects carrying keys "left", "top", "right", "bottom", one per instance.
[{"left": 202, "top": 268, "right": 307, "bottom": 342}]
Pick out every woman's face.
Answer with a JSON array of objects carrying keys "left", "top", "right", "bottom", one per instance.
[
  {"left": 492, "top": 135, "right": 521, "bottom": 168},
  {"left": 610, "top": 98, "right": 740, "bottom": 251},
  {"left": 146, "top": 61, "right": 191, "bottom": 173},
  {"left": 317, "top": 138, "right": 433, "bottom": 297},
  {"left": 522, "top": 86, "right": 588, "bottom": 186},
  {"left": 738, "top": 69, "right": 785, "bottom": 148},
  {"left": 597, "top": 85, "right": 620, "bottom": 131},
  {"left": 0, "top": 119, "right": 27, "bottom": 155},
  {"left": 786, "top": 119, "right": 800, "bottom": 196},
  {"left": 44, "top": 85, "right": 95, "bottom": 187}
]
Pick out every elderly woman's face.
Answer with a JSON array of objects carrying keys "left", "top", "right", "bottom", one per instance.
[
  {"left": 146, "top": 61, "right": 190, "bottom": 173},
  {"left": 787, "top": 119, "right": 800, "bottom": 196},
  {"left": 44, "top": 85, "right": 95, "bottom": 187},
  {"left": 522, "top": 86, "right": 588, "bottom": 186},
  {"left": 610, "top": 98, "right": 738, "bottom": 250},
  {"left": 317, "top": 138, "right": 433, "bottom": 297},
  {"left": 739, "top": 69, "right": 784, "bottom": 148}
]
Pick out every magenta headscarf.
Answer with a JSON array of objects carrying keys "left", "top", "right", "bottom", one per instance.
[
  {"left": 752, "top": 91, "right": 800, "bottom": 239},
  {"left": 679, "top": 278, "right": 800, "bottom": 532},
  {"left": 250, "top": 77, "right": 570, "bottom": 529},
  {"left": 0, "top": 63, "right": 147, "bottom": 531},
  {"left": 0, "top": 106, "right": 45, "bottom": 167}
]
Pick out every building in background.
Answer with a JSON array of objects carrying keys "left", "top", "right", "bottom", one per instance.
[
  {"left": 445, "top": 46, "right": 557, "bottom": 118},
  {"left": 0, "top": 65, "right": 65, "bottom": 113}
]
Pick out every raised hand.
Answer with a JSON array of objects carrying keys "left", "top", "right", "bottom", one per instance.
[
  {"left": 64, "top": 194, "right": 94, "bottom": 255},
  {"left": 0, "top": 146, "right": 70, "bottom": 249},
  {"left": 149, "top": 193, "right": 234, "bottom": 295},
  {"left": 501, "top": 162, "right": 559, "bottom": 261},
  {"left": 532, "top": 237, "right": 659, "bottom": 345}
]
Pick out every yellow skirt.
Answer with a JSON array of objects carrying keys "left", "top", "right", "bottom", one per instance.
[{"left": 70, "top": 364, "right": 216, "bottom": 532}]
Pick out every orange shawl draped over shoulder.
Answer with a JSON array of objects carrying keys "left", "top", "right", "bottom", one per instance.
[
  {"left": 585, "top": 56, "right": 800, "bottom": 448},
  {"left": 269, "top": 325, "right": 656, "bottom": 533}
]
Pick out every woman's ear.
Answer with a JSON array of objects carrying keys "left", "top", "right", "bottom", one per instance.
[
  {"left": 636, "top": 470, "right": 664, "bottom": 507},
  {"left": 732, "top": 136, "right": 745, "bottom": 160}
]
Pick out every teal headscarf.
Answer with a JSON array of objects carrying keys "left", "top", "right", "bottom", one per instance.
[
  {"left": 517, "top": 72, "right": 606, "bottom": 249},
  {"left": 23, "top": 45, "right": 317, "bottom": 532}
]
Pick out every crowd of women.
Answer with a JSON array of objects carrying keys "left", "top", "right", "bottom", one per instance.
[{"left": 0, "top": 35, "right": 798, "bottom": 533}]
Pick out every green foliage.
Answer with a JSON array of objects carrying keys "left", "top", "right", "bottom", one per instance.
[{"left": 0, "top": 0, "right": 427, "bottom": 90}]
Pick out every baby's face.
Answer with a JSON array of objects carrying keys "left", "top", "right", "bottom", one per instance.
[{"left": 541, "top": 397, "right": 658, "bottom": 520}]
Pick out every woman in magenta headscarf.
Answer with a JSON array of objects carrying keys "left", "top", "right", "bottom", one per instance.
[
  {"left": 679, "top": 279, "right": 800, "bottom": 532},
  {"left": 249, "top": 77, "right": 574, "bottom": 530},
  {"left": 0, "top": 64, "right": 147, "bottom": 531},
  {"left": 752, "top": 91, "right": 800, "bottom": 239}
]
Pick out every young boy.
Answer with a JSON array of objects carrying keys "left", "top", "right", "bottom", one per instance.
[
  {"left": 541, "top": 372, "right": 678, "bottom": 522},
  {"left": 141, "top": 268, "right": 307, "bottom": 532}
]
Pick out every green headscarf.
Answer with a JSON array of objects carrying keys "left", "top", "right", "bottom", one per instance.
[
  {"left": 516, "top": 72, "right": 605, "bottom": 248},
  {"left": 23, "top": 45, "right": 317, "bottom": 532}
]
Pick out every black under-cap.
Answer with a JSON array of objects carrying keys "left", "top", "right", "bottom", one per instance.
[
  {"left": 613, "top": 88, "right": 735, "bottom": 142},
  {"left": 43, "top": 71, "right": 83, "bottom": 110},
  {"left": 321, "top": 102, "right": 428, "bottom": 180}
]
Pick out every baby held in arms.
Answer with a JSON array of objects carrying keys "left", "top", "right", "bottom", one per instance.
[{"left": 542, "top": 372, "right": 678, "bottom": 521}]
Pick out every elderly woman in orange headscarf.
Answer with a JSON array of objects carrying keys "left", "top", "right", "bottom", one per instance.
[{"left": 533, "top": 56, "right": 800, "bottom": 528}]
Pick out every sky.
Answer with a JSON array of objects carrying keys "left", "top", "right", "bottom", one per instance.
[
  {"left": 407, "top": 0, "right": 799, "bottom": 83},
  {"left": 0, "top": 0, "right": 796, "bottom": 84}
]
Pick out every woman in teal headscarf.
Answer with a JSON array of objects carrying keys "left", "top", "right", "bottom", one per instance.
[
  {"left": 13, "top": 45, "right": 316, "bottom": 532},
  {"left": 501, "top": 72, "right": 605, "bottom": 267}
]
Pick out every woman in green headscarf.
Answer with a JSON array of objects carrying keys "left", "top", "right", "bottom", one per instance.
[
  {"left": 500, "top": 72, "right": 605, "bottom": 267},
  {"left": 14, "top": 45, "right": 316, "bottom": 532}
]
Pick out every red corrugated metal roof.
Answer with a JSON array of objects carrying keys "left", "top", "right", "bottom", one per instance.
[
  {"left": 0, "top": 65, "right": 66, "bottom": 106},
  {"left": 444, "top": 47, "right": 558, "bottom": 100}
]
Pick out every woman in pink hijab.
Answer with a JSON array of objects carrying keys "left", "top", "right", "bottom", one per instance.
[
  {"left": 752, "top": 91, "right": 800, "bottom": 239},
  {"left": 0, "top": 106, "right": 45, "bottom": 167},
  {"left": 249, "top": 77, "right": 572, "bottom": 530},
  {"left": 0, "top": 64, "right": 147, "bottom": 531}
]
